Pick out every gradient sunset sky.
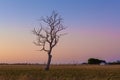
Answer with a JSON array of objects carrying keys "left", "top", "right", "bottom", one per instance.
[{"left": 0, "top": 0, "right": 120, "bottom": 64}]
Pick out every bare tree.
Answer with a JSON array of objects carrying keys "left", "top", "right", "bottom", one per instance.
[{"left": 33, "top": 11, "right": 66, "bottom": 71}]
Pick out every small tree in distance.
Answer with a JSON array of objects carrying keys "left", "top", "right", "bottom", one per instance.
[
  {"left": 33, "top": 11, "right": 66, "bottom": 71},
  {"left": 88, "top": 58, "right": 106, "bottom": 65}
]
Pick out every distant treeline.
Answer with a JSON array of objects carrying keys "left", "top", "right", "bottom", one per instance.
[
  {"left": 108, "top": 61, "right": 120, "bottom": 65},
  {"left": 0, "top": 58, "right": 120, "bottom": 65},
  {"left": 82, "top": 58, "right": 120, "bottom": 65},
  {"left": 0, "top": 63, "right": 42, "bottom": 65}
]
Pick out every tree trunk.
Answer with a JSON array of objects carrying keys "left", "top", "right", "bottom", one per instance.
[{"left": 45, "top": 53, "right": 52, "bottom": 71}]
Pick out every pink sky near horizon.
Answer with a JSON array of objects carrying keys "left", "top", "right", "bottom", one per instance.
[{"left": 0, "top": 25, "right": 120, "bottom": 64}]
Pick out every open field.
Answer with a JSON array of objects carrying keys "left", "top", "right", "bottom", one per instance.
[{"left": 0, "top": 65, "right": 119, "bottom": 80}]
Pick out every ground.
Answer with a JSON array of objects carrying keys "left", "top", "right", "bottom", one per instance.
[{"left": 0, "top": 64, "right": 119, "bottom": 80}]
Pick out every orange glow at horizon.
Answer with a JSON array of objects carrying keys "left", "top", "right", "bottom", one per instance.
[{"left": 1, "top": 26, "right": 120, "bottom": 63}]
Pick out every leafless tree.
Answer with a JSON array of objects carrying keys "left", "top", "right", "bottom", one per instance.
[{"left": 33, "top": 11, "right": 66, "bottom": 70}]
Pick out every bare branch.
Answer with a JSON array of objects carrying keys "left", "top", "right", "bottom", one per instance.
[
  {"left": 33, "top": 11, "right": 66, "bottom": 53},
  {"left": 33, "top": 11, "right": 67, "bottom": 70}
]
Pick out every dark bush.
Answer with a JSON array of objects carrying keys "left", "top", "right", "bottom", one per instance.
[{"left": 88, "top": 58, "right": 106, "bottom": 64}]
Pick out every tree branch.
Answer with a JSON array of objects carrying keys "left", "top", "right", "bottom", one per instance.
[{"left": 33, "top": 11, "right": 66, "bottom": 53}]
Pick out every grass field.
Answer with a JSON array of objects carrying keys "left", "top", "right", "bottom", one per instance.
[{"left": 0, "top": 65, "right": 119, "bottom": 80}]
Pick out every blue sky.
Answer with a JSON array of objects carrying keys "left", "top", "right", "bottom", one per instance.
[{"left": 0, "top": 0, "right": 120, "bottom": 28}]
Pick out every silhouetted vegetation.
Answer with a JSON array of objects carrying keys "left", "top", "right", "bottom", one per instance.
[
  {"left": 33, "top": 11, "right": 66, "bottom": 70},
  {"left": 88, "top": 58, "right": 106, "bottom": 65},
  {"left": 108, "top": 60, "right": 120, "bottom": 65}
]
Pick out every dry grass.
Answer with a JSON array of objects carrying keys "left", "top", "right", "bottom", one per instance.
[{"left": 0, "top": 65, "right": 119, "bottom": 80}]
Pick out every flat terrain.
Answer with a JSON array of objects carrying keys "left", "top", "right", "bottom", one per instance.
[{"left": 0, "top": 65, "right": 119, "bottom": 80}]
